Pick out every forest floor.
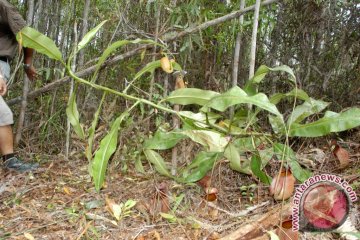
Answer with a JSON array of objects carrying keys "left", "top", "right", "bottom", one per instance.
[{"left": 0, "top": 132, "right": 359, "bottom": 240}]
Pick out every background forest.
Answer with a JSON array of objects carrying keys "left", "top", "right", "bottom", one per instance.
[
  {"left": 2, "top": 0, "right": 360, "bottom": 239},
  {"left": 8, "top": 0, "right": 359, "bottom": 154}
]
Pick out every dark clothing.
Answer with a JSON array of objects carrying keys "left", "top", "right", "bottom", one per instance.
[{"left": 0, "top": 0, "right": 27, "bottom": 59}]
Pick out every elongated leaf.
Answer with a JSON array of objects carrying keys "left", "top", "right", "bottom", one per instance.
[
  {"left": 287, "top": 98, "right": 329, "bottom": 125},
  {"left": 92, "top": 114, "right": 126, "bottom": 191},
  {"left": 86, "top": 92, "right": 106, "bottom": 164},
  {"left": 144, "top": 149, "right": 172, "bottom": 178},
  {"left": 224, "top": 143, "right": 252, "bottom": 175},
  {"left": 244, "top": 65, "right": 296, "bottom": 95},
  {"left": 78, "top": 20, "right": 108, "bottom": 52},
  {"left": 17, "top": 26, "right": 63, "bottom": 62},
  {"left": 258, "top": 147, "right": 274, "bottom": 168},
  {"left": 144, "top": 129, "right": 187, "bottom": 150},
  {"left": 249, "top": 65, "right": 269, "bottom": 84},
  {"left": 250, "top": 65, "right": 296, "bottom": 84},
  {"left": 270, "top": 89, "right": 310, "bottom": 105},
  {"left": 178, "top": 111, "right": 221, "bottom": 128},
  {"left": 93, "top": 39, "right": 162, "bottom": 82},
  {"left": 181, "top": 151, "right": 221, "bottom": 183},
  {"left": 269, "top": 65, "right": 296, "bottom": 82},
  {"left": 134, "top": 156, "right": 145, "bottom": 174},
  {"left": 269, "top": 115, "right": 286, "bottom": 134},
  {"left": 166, "top": 88, "right": 220, "bottom": 106},
  {"left": 273, "top": 143, "right": 311, "bottom": 182},
  {"left": 66, "top": 89, "right": 85, "bottom": 139},
  {"left": 289, "top": 108, "right": 360, "bottom": 137},
  {"left": 207, "top": 86, "right": 283, "bottom": 119},
  {"left": 133, "top": 60, "right": 161, "bottom": 80},
  {"left": 182, "top": 130, "right": 230, "bottom": 152},
  {"left": 251, "top": 154, "right": 271, "bottom": 184}
]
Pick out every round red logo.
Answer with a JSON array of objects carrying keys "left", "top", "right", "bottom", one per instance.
[{"left": 299, "top": 182, "right": 350, "bottom": 231}]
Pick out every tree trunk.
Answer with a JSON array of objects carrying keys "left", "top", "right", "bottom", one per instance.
[
  {"left": 249, "top": 0, "right": 261, "bottom": 79},
  {"left": 79, "top": 0, "right": 91, "bottom": 67},
  {"left": 15, "top": 0, "right": 35, "bottom": 145},
  {"left": 230, "top": 0, "right": 245, "bottom": 117},
  {"left": 232, "top": 0, "right": 246, "bottom": 87}
]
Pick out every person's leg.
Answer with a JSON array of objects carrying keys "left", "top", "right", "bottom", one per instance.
[
  {"left": 0, "top": 125, "right": 14, "bottom": 155},
  {"left": 0, "top": 94, "right": 15, "bottom": 157},
  {"left": 0, "top": 61, "right": 38, "bottom": 172}
]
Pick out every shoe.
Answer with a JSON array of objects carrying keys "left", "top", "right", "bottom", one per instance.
[{"left": 3, "top": 156, "right": 39, "bottom": 172}]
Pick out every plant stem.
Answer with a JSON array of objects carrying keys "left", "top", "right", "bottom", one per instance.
[{"left": 67, "top": 70, "right": 178, "bottom": 116}]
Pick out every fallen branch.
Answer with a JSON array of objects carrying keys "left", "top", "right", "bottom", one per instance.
[
  {"left": 8, "top": 0, "right": 279, "bottom": 106},
  {"left": 220, "top": 202, "right": 292, "bottom": 240}
]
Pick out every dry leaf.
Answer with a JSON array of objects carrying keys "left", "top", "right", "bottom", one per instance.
[
  {"left": 209, "top": 232, "right": 221, "bottom": 240},
  {"left": 149, "top": 230, "right": 161, "bottom": 240},
  {"left": 275, "top": 219, "right": 299, "bottom": 240},
  {"left": 331, "top": 140, "right": 350, "bottom": 168},
  {"left": 208, "top": 206, "right": 219, "bottom": 220},
  {"left": 150, "top": 182, "right": 170, "bottom": 215},
  {"left": 24, "top": 232, "right": 35, "bottom": 240},
  {"left": 63, "top": 186, "right": 71, "bottom": 195},
  {"left": 105, "top": 197, "right": 122, "bottom": 220}
]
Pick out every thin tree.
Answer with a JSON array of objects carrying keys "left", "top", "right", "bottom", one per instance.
[
  {"left": 230, "top": 0, "right": 245, "bottom": 117},
  {"left": 249, "top": 0, "right": 261, "bottom": 79},
  {"left": 15, "top": 0, "right": 35, "bottom": 145},
  {"left": 79, "top": 0, "right": 91, "bottom": 67}
]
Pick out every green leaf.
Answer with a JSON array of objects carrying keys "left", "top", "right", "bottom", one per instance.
[
  {"left": 172, "top": 62, "right": 183, "bottom": 71},
  {"left": 93, "top": 39, "right": 163, "bottom": 82},
  {"left": 251, "top": 154, "right": 271, "bottom": 184},
  {"left": 269, "top": 115, "right": 286, "bottom": 134},
  {"left": 178, "top": 111, "right": 221, "bottom": 128},
  {"left": 166, "top": 88, "right": 220, "bottom": 106},
  {"left": 251, "top": 65, "right": 296, "bottom": 84},
  {"left": 258, "top": 147, "right": 274, "bottom": 168},
  {"left": 244, "top": 65, "right": 296, "bottom": 94},
  {"left": 66, "top": 89, "right": 85, "bottom": 140},
  {"left": 270, "top": 89, "right": 310, "bottom": 105},
  {"left": 269, "top": 65, "right": 296, "bottom": 82},
  {"left": 224, "top": 143, "right": 252, "bottom": 175},
  {"left": 144, "top": 128, "right": 187, "bottom": 150},
  {"left": 344, "top": 232, "right": 360, "bottom": 238},
  {"left": 287, "top": 98, "right": 329, "bottom": 125},
  {"left": 123, "top": 199, "right": 137, "bottom": 210},
  {"left": 86, "top": 92, "right": 106, "bottom": 164},
  {"left": 17, "top": 26, "right": 63, "bottom": 62},
  {"left": 181, "top": 151, "right": 221, "bottom": 183},
  {"left": 160, "top": 212, "right": 177, "bottom": 223},
  {"left": 92, "top": 113, "right": 126, "bottom": 191},
  {"left": 78, "top": 20, "right": 108, "bottom": 52},
  {"left": 181, "top": 130, "right": 230, "bottom": 152},
  {"left": 172, "top": 193, "right": 185, "bottom": 212},
  {"left": 289, "top": 108, "right": 360, "bottom": 137},
  {"left": 134, "top": 156, "right": 145, "bottom": 174},
  {"left": 133, "top": 60, "right": 161, "bottom": 80},
  {"left": 249, "top": 65, "right": 270, "bottom": 84},
  {"left": 207, "top": 86, "right": 283, "bottom": 119},
  {"left": 144, "top": 149, "right": 172, "bottom": 178},
  {"left": 273, "top": 143, "right": 311, "bottom": 182}
]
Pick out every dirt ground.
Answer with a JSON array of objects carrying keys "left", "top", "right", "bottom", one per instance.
[{"left": 0, "top": 134, "right": 359, "bottom": 240}]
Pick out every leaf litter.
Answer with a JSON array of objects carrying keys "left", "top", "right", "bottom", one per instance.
[{"left": 0, "top": 136, "right": 359, "bottom": 240}]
